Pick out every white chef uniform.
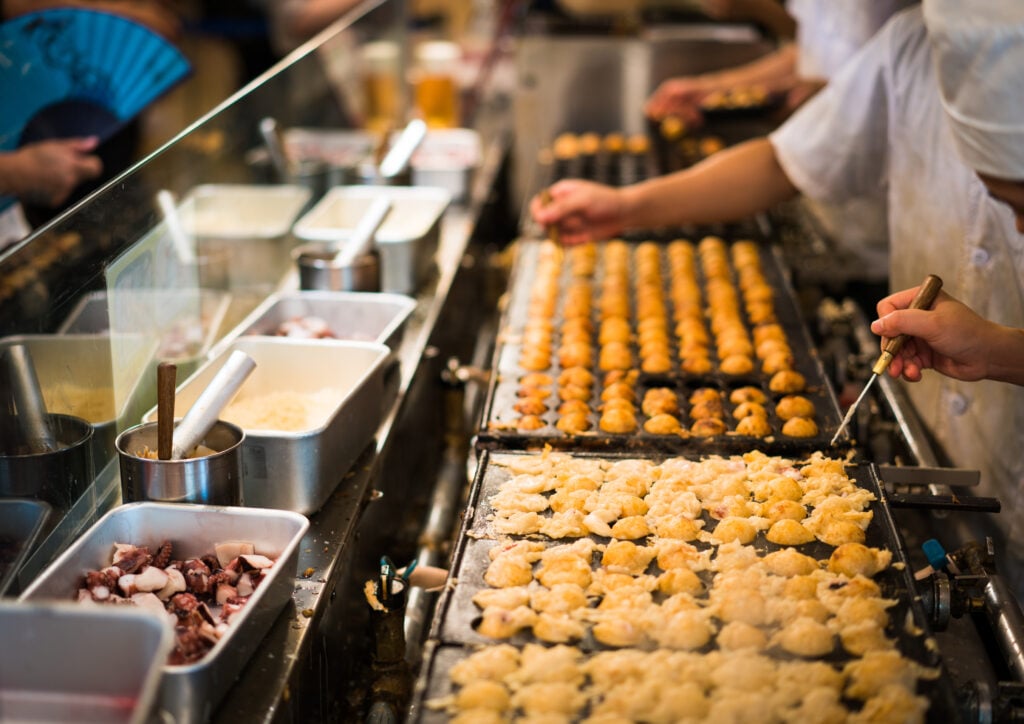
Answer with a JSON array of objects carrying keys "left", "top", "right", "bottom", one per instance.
[
  {"left": 784, "top": 0, "right": 916, "bottom": 283},
  {"left": 770, "top": 8, "right": 1024, "bottom": 587},
  {"left": 0, "top": 200, "right": 30, "bottom": 253}
]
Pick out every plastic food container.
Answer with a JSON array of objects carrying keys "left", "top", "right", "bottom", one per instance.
[
  {"left": 215, "top": 290, "right": 416, "bottom": 356},
  {"left": 293, "top": 185, "right": 451, "bottom": 295},
  {"left": 0, "top": 601, "right": 173, "bottom": 724},
  {"left": 20, "top": 502, "right": 309, "bottom": 724},
  {"left": 178, "top": 184, "right": 312, "bottom": 291},
  {"left": 144, "top": 337, "right": 391, "bottom": 514}
]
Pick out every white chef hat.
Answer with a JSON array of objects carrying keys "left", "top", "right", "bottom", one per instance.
[{"left": 924, "top": 0, "right": 1024, "bottom": 179}]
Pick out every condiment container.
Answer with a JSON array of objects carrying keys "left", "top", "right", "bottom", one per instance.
[{"left": 0, "top": 413, "right": 94, "bottom": 514}]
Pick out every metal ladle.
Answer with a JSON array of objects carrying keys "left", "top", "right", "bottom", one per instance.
[
  {"left": 3, "top": 344, "right": 58, "bottom": 454},
  {"left": 170, "top": 350, "right": 256, "bottom": 460}
]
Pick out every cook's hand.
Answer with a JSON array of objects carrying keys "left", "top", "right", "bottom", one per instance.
[
  {"left": 530, "top": 180, "right": 627, "bottom": 246},
  {"left": 13, "top": 138, "right": 103, "bottom": 208},
  {"left": 871, "top": 289, "right": 992, "bottom": 382},
  {"left": 645, "top": 77, "right": 711, "bottom": 125}
]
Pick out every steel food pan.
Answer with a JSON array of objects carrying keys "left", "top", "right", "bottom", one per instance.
[
  {"left": 293, "top": 185, "right": 451, "bottom": 295},
  {"left": 214, "top": 290, "right": 415, "bottom": 356},
  {"left": 178, "top": 184, "right": 312, "bottom": 291},
  {"left": 20, "top": 502, "right": 309, "bottom": 724},
  {"left": 0, "top": 601, "right": 172, "bottom": 724},
  {"left": 0, "top": 334, "right": 157, "bottom": 466},
  {"left": 477, "top": 239, "right": 842, "bottom": 454},
  {"left": 404, "top": 128, "right": 481, "bottom": 203},
  {"left": 0, "top": 499, "right": 50, "bottom": 596},
  {"left": 57, "top": 289, "right": 232, "bottom": 376},
  {"left": 144, "top": 337, "right": 390, "bottom": 514},
  {"left": 422, "top": 450, "right": 960, "bottom": 722}
]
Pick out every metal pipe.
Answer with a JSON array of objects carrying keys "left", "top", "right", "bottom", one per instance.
[{"left": 986, "top": 575, "right": 1024, "bottom": 682}]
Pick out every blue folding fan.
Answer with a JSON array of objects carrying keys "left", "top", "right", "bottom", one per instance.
[{"left": 0, "top": 8, "right": 191, "bottom": 152}]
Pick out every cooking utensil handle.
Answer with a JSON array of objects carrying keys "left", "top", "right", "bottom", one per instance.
[
  {"left": 171, "top": 350, "right": 256, "bottom": 460},
  {"left": 157, "top": 362, "right": 176, "bottom": 460},
  {"left": 379, "top": 118, "right": 427, "bottom": 179},
  {"left": 540, "top": 188, "right": 559, "bottom": 244},
  {"left": 259, "top": 117, "right": 292, "bottom": 179},
  {"left": 4, "top": 344, "right": 57, "bottom": 453},
  {"left": 332, "top": 197, "right": 392, "bottom": 266},
  {"left": 872, "top": 274, "right": 943, "bottom": 375}
]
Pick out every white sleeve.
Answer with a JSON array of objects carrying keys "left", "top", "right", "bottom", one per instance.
[{"left": 769, "top": 10, "right": 915, "bottom": 204}]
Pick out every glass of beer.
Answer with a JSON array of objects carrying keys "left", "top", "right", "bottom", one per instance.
[
  {"left": 413, "top": 41, "right": 461, "bottom": 129},
  {"left": 361, "top": 41, "right": 401, "bottom": 134}
]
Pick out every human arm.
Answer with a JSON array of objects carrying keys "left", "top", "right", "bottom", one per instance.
[
  {"left": 870, "top": 288, "right": 1024, "bottom": 386},
  {"left": 530, "top": 137, "right": 798, "bottom": 245},
  {"left": 3, "top": 0, "right": 180, "bottom": 39},
  {"left": 645, "top": 43, "right": 799, "bottom": 123},
  {"left": 273, "top": 0, "right": 363, "bottom": 42},
  {"left": 0, "top": 138, "right": 103, "bottom": 208},
  {"left": 699, "top": 0, "right": 796, "bottom": 40}
]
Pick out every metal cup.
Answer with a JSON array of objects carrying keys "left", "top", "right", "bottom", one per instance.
[
  {"left": 116, "top": 420, "right": 244, "bottom": 505},
  {"left": 293, "top": 243, "right": 381, "bottom": 292},
  {"left": 0, "top": 413, "right": 94, "bottom": 513}
]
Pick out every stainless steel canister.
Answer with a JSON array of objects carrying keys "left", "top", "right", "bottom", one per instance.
[
  {"left": 116, "top": 420, "right": 244, "bottom": 505},
  {"left": 293, "top": 243, "right": 381, "bottom": 292},
  {"left": 0, "top": 413, "right": 94, "bottom": 513}
]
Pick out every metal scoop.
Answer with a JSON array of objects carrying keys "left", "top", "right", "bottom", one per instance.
[
  {"left": 171, "top": 350, "right": 256, "bottom": 460},
  {"left": 378, "top": 119, "right": 428, "bottom": 181},
  {"left": 3, "top": 344, "right": 58, "bottom": 454},
  {"left": 332, "top": 197, "right": 392, "bottom": 267}
]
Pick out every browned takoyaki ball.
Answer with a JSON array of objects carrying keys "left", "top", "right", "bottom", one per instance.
[
  {"left": 691, "top": 418, "right": 728, "bottom": 437},
  {"left": 599, "top": 342, "right": 632, "bottom": 371},
  {"left": 641, "top": 354, "right": 673, "bottom": 374},
  {"left": 517, "top": 415, "right": 546, "bottom": 431},
  {"left": 732, "top": 401, "right": 768, "bottom": 420},
  {"left": 762, "top": 351, "right": 795, "bottom": 375},
  {"left": 642, "top": 388, "right": 680, "bottom": 417},
  {"left": 644, "top": 414, "right": 683, "bottom": 435},
  {"left": 559, "top": 343, "right": 594, "bottom": 369},
  {"left": 558, "top": 366, "right": 594, "bottom": 389},
  {"left": 775, "top": 395, "right": 816, "bottom": 420},
  {"left": 729, "top": 386, "right": 767, "bottom": 405},
  {"left": 519, "top": 372, "right": 553, "bottom": 388},
  {"left": 557, "top": 412, "right": 592, "bottom": 434},
  {"left": 600, "top": 408, "right": 638, "bottom": 434},
  {"left": 769, "top": 370, "right": 807, "bottom": 394},
  {"left": 558, "top": 399, "right": 590, "bottom": 416},
  {"left": 559, "top": 384, "right": 593, "bottom": 402},
  {"left": 720, "top": 354, "right": 755, "bottom": 376},
  {"left": 781, "top": 416, "right": 818, "bottom": 437},
  {"left": 681, "top": 356, "right": 713, "bottom": 376},
  {"left": 736, "top": 415, "right": 772, "bottom": 437},
  {"left": 599, "top": 318, "right": 632, "bottom": 346},
  {"left": 514, "top": 397, "right": 548, "bottom": 416},
  {"left": 601, "top": 381, "right": 637, "bottom": 403}
]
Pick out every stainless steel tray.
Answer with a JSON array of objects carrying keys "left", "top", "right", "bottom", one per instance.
[
  {"left": 0, "top": 499, "right": 50, "bottom": 596},
  {"left": 0, "top": 601, "right": 172, "bottom": 724},
  {"left": 20, "top": 502, "right": 309, "bottom": 724},
  {"left": 213, "top": 290, "right": 415, "bottom": 357},
  {"left": 144, "top": 337, "right": 390, "bottom": 514},
  {"left": 293, "top": 186, "right": 451, "bottom": 295}
]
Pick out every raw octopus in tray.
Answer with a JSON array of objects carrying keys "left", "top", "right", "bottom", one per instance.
[{"left": 481, "top": 237, "right": 841, "bottom": 452}]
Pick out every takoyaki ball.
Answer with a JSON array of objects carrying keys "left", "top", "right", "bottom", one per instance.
[
  {"left": 517, "top": 384, "right": 550, "bottom": 400},
  {"left": 519, "top": 372, "right": 553, "bottom": 388},
  {"left": 517, "top": 415, "right": 547, "bottom": 431},
  {"left": 681, "top": 356, "right": 714, "bottom": 375},
  {"left": 641, "top": 353, "right": 673, "bottom": 374},
  {"left": 599, "top": 318, "right": 632, "bottom": 346},
  {"left": 644, "top": 414, "right": 683, "bottom": 435},
  {"left": 642, "top": 388, "right": 680, "bottom": 417},
  {"left": 732, "top": 401, "right": 768, "bottom": 420},
  {"left": 626, "top": 133, "right": 650, "bottom": 155},
  {"left": 603, "top": 369, "right": 639, "bottom": 387},
  {"left": 699, "top": 136, "right": 725, "bottom": 156},
  {"left": 557, "top": 412, "right": 592, "bottom": 434},
  {"left": 599, "top": 296, "right": 630, "bottom": 320},
  {"left": 559, "top": 384, "right": 593, "bottom": 402},
  {"left": 762, "top": 351, "right": 795, "bottom": 375},
  {"left": 552, "top": 133, "right": 579, "bottom": 160},
  {"left": 579, "top": 132, "right": 601, "bottom": 155},
  {"left": 690, "top": 399, "right": 725, "bottom": 420},
  {"left": 637, "top": 300, "right": 666, "bottom": 322},
  {"left": 637, "top": 315, "right": 668, "bottom": 335},
  {"left": 753, "top": 323, "right": 787, "bottom": 346},
  {"left": 743, "top": 281, "right": 775, "bottom": 303},
  {"left": 729, "top": 386, "right": 767, "bottom": 405},
  {"left": 600, "top": 408, "right": 638, "bottom": 434},
  {"left": 558, "top": 367, "right": 594, "bottom": 388},
  {"left": 775, "top": 395, "right": 816, "bottom": 421},
  {"left": 599, "top": 342, "right": 632, "bottom": 371},
  {"left": 562, "top": 296, "right": 593, "bottom": 320},
  {"left": 770, "top": 370, "right": 807, "bottom": 394},
  {"left": 519, "top": 350, "right": 551, "bottom": 371},
  {"left": 689, "top": 388, "right": 721, "bottom": 405},
  {"left": 514, "top": 397, "right": 548, "bottom": 416},
  {"left": 558, "top": 399, "right": 591, "bottom": 416},
  {"left": 522, "top": 330, "right": 552, "bottom": 350},
  {"left": 603, "top": 132, "right": 626, "bottom": 154},
  {"left": 756, "top": 337, "right": 791, "bottom": 360},
  {"left": 717, "top": 337, "right": 754, "bottom": 359},
  {"left": 601, "top": 381, "right": 636, "bottom": 403},
  {"left": 691, "top": 417, "right": 728, "bottom": 437},
  {"left": 559, "top": 343, "right": 593, "bottom": 369},
  {"left": 678, "top": 341, "right": 710, "bottom": 360},
  {"left": 524, "top": 317, "right": 554, "bottom": 334},
  {"left": 720, "top": 354, "right": 755, "bottom": 376},
  {"left": 601, "top": 397, "right": 637, "bottom": 415},
  {"left": 782, "top": 416, "right": 819, "bottom": 437},
  {"left": 561, "top": 316, "right": 594, "bottom": 335},
  {"left": 736, "top": 415, "right": 772, "bottom": 437},
  {"left": 660, "top": 115, "right": 686, "bottom": 140},
  {"left": 746, "top": 302, "right": 777, "bottom": 325},
  {"left": 638, "top": 326, "right": 669, "bottom": 346},
  {"left": 639, "top": 340, "right": 670, "bottom": 361}
]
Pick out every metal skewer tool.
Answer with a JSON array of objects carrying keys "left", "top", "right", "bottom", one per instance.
[{"left": 830, "top": 274, "right": 943, "bottom": 445}]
